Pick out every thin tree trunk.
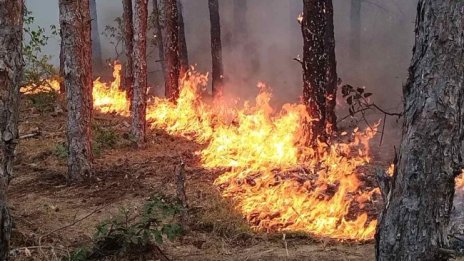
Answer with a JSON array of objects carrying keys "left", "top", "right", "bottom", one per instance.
[
  {"left": 177, "top": 0, "right": 189, "bottom": 77},
  {"left": 301, "top": 0, "right": 338, "bottom": 141},
  {"left": 90, "top": 0, "right": 103, "bottom": 70},
  {"left": 153, "top": 0, "right": 166, "bottom": 83},
  {"left": 209, "top": 0, "right": 224, "bottom": 98},
  {"left": 0, "top": 1, "right": 24, "bottom": 259},
  {"left": 350, "top": 0, "right": 361, "bottom": 62},
  {"left": 375, "top": 1, "right": 464, "bottom": 260},
  {"left": 131, "top": 0, "right": 148, "bottom": 145},
  {"left": 122, "top": 0, "right": 134, "bottom": 97},
  {"left": 59, "top": 0, "right": 93, "bottom": 181},
  {"left": 163, "top": 0, "right": 180, "bottom": 100}
]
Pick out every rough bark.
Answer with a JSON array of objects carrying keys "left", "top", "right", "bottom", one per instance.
[
  {"left": 131, "top": 0, "right": 148, "bottom": 145},
  {"left": 177, "top": 0, "right": 189, "bottom": 77},
  {"left": 122, "top": 0, "right": 134, "bottom": 97},
  {"left": 153, "top": 0, "right": 166, "bottom": 83},
  {"left": 0, "top": 1, "right": 24, "bottom": 259},
  {"left": 163, "top": 0, "right": 180, "bottom": 100},
  {"left": 59, "top": 0, "right": 93, "bottom": 182},
  {"left": 208, "top": 0, "right": 224, "bottom": 98},
  {"left": 350, "top": 0, "right": 361, "bottom": 62},
  {"left": 301, "top": 0, "right": 338, "bottom": 141},
  {"left": 375, "top": 1, "right": 464, "bottom": 260},
  {"left": 90, "top": 0, "right": 103, "bottom": 70}
]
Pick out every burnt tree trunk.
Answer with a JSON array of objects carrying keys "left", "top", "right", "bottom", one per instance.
[
  {"left": 0, "top": 1, "right": 24, "bottom": 259},
  {"left": 208, "top": 0, "right": 224, "bottom": 98},
  {"left": 350, "top": 0, "right": 361, "bottom": 62},
  {"left": 163, "top": 0, "right": 180, "bottom": 100},
  {"left": 153, "top": 0, "right": 166, "bottom": 83},
  {"left": 122, "top": 0, "right": 134, "bottom": 96},
  {"left": 375, "top": 1, "right": 464, "bottom": 260},
  {"left": 177, "top": 0, "right": 189, "bottom": 76},
  {"left": 301, "top": 0, "right": 337, "bottom": 141},
  {"left": 90, "top": 0, "right": 103, "bottom": 70},
  {"left": 59, "top": 0, "right": 93, "bottom": 181},
  {"left": 131, "top": 0, "right": 148, "bottom": 145}
]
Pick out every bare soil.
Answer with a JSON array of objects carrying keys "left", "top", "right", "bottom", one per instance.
[{"left": 8, "top": 94, "right": 376, "bottom": 260}]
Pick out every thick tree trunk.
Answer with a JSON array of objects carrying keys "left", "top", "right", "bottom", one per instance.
[
  {"left": 90, "top": 0, "right": 103, "bottom": 70},
  {"left": 350, "top": 0, "right": 361, "bottom": 62},
  {"left": 153, "top": 0, "right": 166, "bottom": 83},
  {"left": 59, "top": 0, "right": 93, "bottom": 181},
  {"left": 131, "top": 0, "right": 148, "bottom": 145},
  {"left": 177, "top": 0, "right": 189, "bottom": 77},
  {"left": 122, "top": 0, "right": 134, "bottom": 97},
  {"left": 375, "top": 1, "right": 464, "bottom": 260},
  {"left": 0, "top": 1, "right": 24, "bottom": 259},
  {"left": 163, "top": 0, "right": 180, "bottom": 100},
  {"left": 208, "top": 0, "right": 224, "bottom": 98},
  {"left": 301, "top": 0, "right": 338, "bottom": 141}
]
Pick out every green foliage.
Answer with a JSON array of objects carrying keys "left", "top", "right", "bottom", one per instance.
[
  {"left": 341, "top": 84, "right": 373, "bottom": 117},
  {"left": 22, "top": 8, "right": 58, "bottom": 87},
  {"left": 70, "top": 196, "right": 183, "bottom": 260},
  {"left": 102, "top": 17, "right": 124, "bottom": 64},
  {"left": 94, "top": 127, "right": 119, "bottom": 149},
  {"left": 28, "top": 91, "right": 57, "bottom": 112},
  {"left": 53, "top": 143, "right": 68, "bottom": 159}
]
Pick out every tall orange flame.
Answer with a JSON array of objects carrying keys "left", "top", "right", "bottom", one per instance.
[{"left": 24, "top": 65, "right": 381, "bottom": 240}]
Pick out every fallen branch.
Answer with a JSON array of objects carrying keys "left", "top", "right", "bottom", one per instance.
[{"left": 19, "top": 132, "right": 41, "bottom": 139}]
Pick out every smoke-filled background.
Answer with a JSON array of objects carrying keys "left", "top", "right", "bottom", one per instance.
[{"left": 25, "top": 0, "right": 418, "bottom": 151}]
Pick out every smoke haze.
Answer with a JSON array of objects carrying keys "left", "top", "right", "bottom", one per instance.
[{"left": 26, "top": 0, "right": 417, "bottom": 121}]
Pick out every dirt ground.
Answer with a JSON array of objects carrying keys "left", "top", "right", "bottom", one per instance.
[{"left": 7, "top": 94, "right": 377, "bottom": 261}]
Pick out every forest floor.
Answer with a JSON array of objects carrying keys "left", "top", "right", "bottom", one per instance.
[{"left": 8, "top": 92, "right": 389, "bottom": 261}]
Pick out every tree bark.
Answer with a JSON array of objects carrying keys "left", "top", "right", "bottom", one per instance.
[
  {"left": 153, "top": 0, "right": 166, "bottom": 83},
  {"left": 90, "top": 0, "right": 103, "bottom": 70},
  {"left": 375, "top": 1, "right": 464, "bottom": 260},
  {"left": 301, "top": 0, "right": 338, "bottom": 141},
  {"left": 59, "top": 0, "right": 93, "bottom": 181},
  {"left": 350, "top": 0, "right": 361, "bottom": 62},
  {"left": 208, "top": 0, "right": 224, "bottom": 98},
  {"left": 0, "top": 1, "right": 24, "bottom": 259},
  {"left": 131, "top": 0, "right": 148, "bottom": 145},
  {"left": 122, "top": 0, "right": 134, "bottom": 97},
  {"left": 177, "top": 0, "right": 189, "bottom": 77},
  {"left": 163, "top": 0, "right": 180, "bottom": 100}
]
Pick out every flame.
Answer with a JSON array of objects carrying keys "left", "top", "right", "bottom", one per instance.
[{"left": 24, "top": 65, "right": 381, "bottom": 241}]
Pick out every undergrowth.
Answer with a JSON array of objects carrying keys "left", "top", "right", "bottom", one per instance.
[{"left": 70, "top": 195, "right": 184, "bottom": 260}]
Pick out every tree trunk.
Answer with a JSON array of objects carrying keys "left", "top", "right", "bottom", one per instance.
[
  {"left": 131, "top": 0, "right": 148, "bottom": 145},
  {"left": 59, "top": 0, "right": 93, "bottom": 181},
  {"left": 122, "top": 0, "right": 134, "bottom": 97},
  {"left": 0, "top": 1, "right": 24, "bottom": 259},
  {"left": 208, "top": 0, "right": 224, "bottom": 98},
  {"left": 350, "top": 0, "right": 361, "bottom": 62},
  {"left": 153, "top": 0, "right": 166, "bottom": 83},
  {"left": 375, "top": 1, "right": 464, "bottom": 260},
  {"left": 301, "top": 0, "right": 338, "bottom": 141},
  {"left": 163, "top": 0, "right": 180, "bottom": 100},
  {"left": 177, "top": 0, "right": 189, "bottom": 77},
  {"left": 90, "top": 0, "right": 103, "bottom": 70}
]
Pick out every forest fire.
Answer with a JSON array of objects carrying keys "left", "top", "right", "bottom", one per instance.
[{"left": 24, "top": 65, "right": 379, "bottom": 240}]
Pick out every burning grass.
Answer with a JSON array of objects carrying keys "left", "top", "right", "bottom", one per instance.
[{"left": 23, "top": 64, "right": 381, "bottom": 241}]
